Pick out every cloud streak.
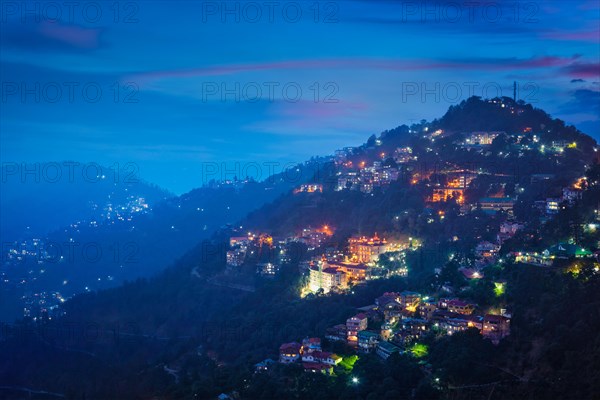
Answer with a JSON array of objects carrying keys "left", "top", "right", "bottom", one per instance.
[
  {"left": 127, "top": 55, "right": 583, "bottom": 85},
  {"left": 562, "top": 62, "right": 600, "bottom": 79},
  {"left": 0, "top": 20, "right": 104, "bottom": 53}
]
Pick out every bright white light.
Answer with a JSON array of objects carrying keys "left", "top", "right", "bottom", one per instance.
[{"left": 352, "top": 377, "right": 359, "bottom": 384}]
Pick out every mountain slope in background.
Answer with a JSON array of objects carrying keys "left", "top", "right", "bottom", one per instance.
[
  {"left": 0, "top": 160, "right": 326, "bottom": 321},
  {"left": 0, "top": 163, "right": 172, "bottom": 241}
]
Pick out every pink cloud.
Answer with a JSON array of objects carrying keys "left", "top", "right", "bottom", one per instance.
[
  {"left": 39, "top": 21, "right": 101, "bottom": 49},
  {"left": 126, "top": 55, "right": 582, "bottom": 85},
  {"left": 562, "top": 63, "right": 600, "bottom": 79},
  {"left": 543, "top": 29, "right": 600, "bottom": 43},
  {"left": 244, "top": 100, "right": 371, "bottom": 136}
]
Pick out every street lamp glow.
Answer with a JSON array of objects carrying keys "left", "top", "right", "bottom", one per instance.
[{"left": 352, "top": 377, "right": 359, "bottom": 384}]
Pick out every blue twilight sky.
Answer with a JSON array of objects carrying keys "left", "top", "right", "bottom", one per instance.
[{"left": 1, "top": 0, "right": 599, "bottom": 194}]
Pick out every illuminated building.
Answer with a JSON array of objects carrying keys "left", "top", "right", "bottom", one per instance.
[
  {"left": 301, "top": 351, "right": 341, "bottom": 366},
  {"left": 346, "top": 313, "right": 368, "bottom": 345},
  {"left": 478, "top": 197, "right": 515, "bottom": 213},
  {"left": 513, "top": 242, "right": 592, "bottom": 268},
  {"left": 279, "top": 342, "right": 303, "bottom": 364},
  {"left": 398, "top": 318, "right": 429, "bottom": 342},
  {"left": 475, "top": 241, "right": 500, "bottom": 260},
  {"left": 308, "top": 259, "right": 348, "bottom": 294},
  {"left": 430, "top": 172, "right": 474, "bottom": 204},
  {"left": 360, "top": 182, "right": 374, "bottom": 193},
  {"left": 357, "top": 331, "right": 380, "bottom": 353},
  {"left": 512, "top": 251, "right": 552, "bottom": 266},
  {"left": 258, "top": 234, "right": 273, "bottom": 247},
  {"left": 482, "top": 314, "right": 511, "bottom": 343},
  {"left": 297, "top": 227, "right": 332, "bottom": 250},
  {"left": 545, "top": 198, "right": 560, "bottom": 215},
  {"left": 229, "top": 236, "right": 250, "bottom": 247},
  {"left": 302, "top": 337, "right": 322, "bottom": 353},
  {"left": 302, "top": 363, "right": 333, "bottom": 374},
  {"left": 226, "top": 250, "right": 245, "bottom": 267},
  {"left": 393, "top": 147, "right": 415, "bottom": 163},
  {"left": 328, "top": 260, "right": 369, "bottom": 282},
  {"left": 335, "top": 171, "right": 360, "bottom": 191},
  {"left": 447, "top": 173, "right": 475, "bottom": 188},
  {"left": 446, "top": 300, "right": 475, "bottom": 315},
  {"left": 418, "top": 300, "right": 438, "bottom": 321},
  {"left": 294, "top": 184, "right": 323, "bottom": 194},
  {"left": 432, "top": 188, "right": 465, "bottom": 204},
  {"left": 399, "top": 291, "right": 421, "bottom": 311},
  {"left": 257, "top": 262, "right": 279, "bottom": 276},
  {"left": 348, "top": 235, "right": 387, "bottom": 263},
  {"left": 464, "top": 131, "right": 502, "bottom": 146},
  {"left": 380, "top": 322, "right": 393, "bottom": 340},
  {"left": 325, "top": 324, "right": 347, "bottom": 342},
  {"left": 380, "top": 167, "right": 399, "bottom": 184},
  {"left": 544, "top": 243, "right": 593, "bottom": 259},
  {"left": 551, "top": 140, "right": 569, "bottom": 152}
]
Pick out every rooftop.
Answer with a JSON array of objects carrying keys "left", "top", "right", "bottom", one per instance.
[
  {"left": 546, "top": 243, "right": 592, "bottom": 257},
  {"left": 358, "top": 330, "right": 380, "bottom": 339},
  {"left": 377, "top": 341, "right": 401, "bottom": 352},
  {"left": 479, "top": 197, "right": 514, "bottom": 203},
  {"left": 447, "top": 299, "right": 473, "bottom": 307},
  {"left": 484, "top": 314, "right": 510, "bottom": 323},
  {"left": 279, "top": 342, "right": 302, "bottom": 352},
  {"left": 303, "top": 362, "right": 331, "bottom": 371},
  {"left": 309, "top": 351, "right": 334, "bottom": 359}
]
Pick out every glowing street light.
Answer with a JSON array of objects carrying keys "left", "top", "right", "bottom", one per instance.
[{"left": 352, "top": 377, "right": 359, "bottom": 384}]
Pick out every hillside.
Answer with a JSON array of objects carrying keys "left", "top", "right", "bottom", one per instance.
[
  {"left": 0, "top": 160, "right": 325, "bottom": 322},
  {"left": 0, "top": 97, "right": 598, "bottom": 399},
  {"left": 0, "top": 163, "right": 172, "bottom": 241}
]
